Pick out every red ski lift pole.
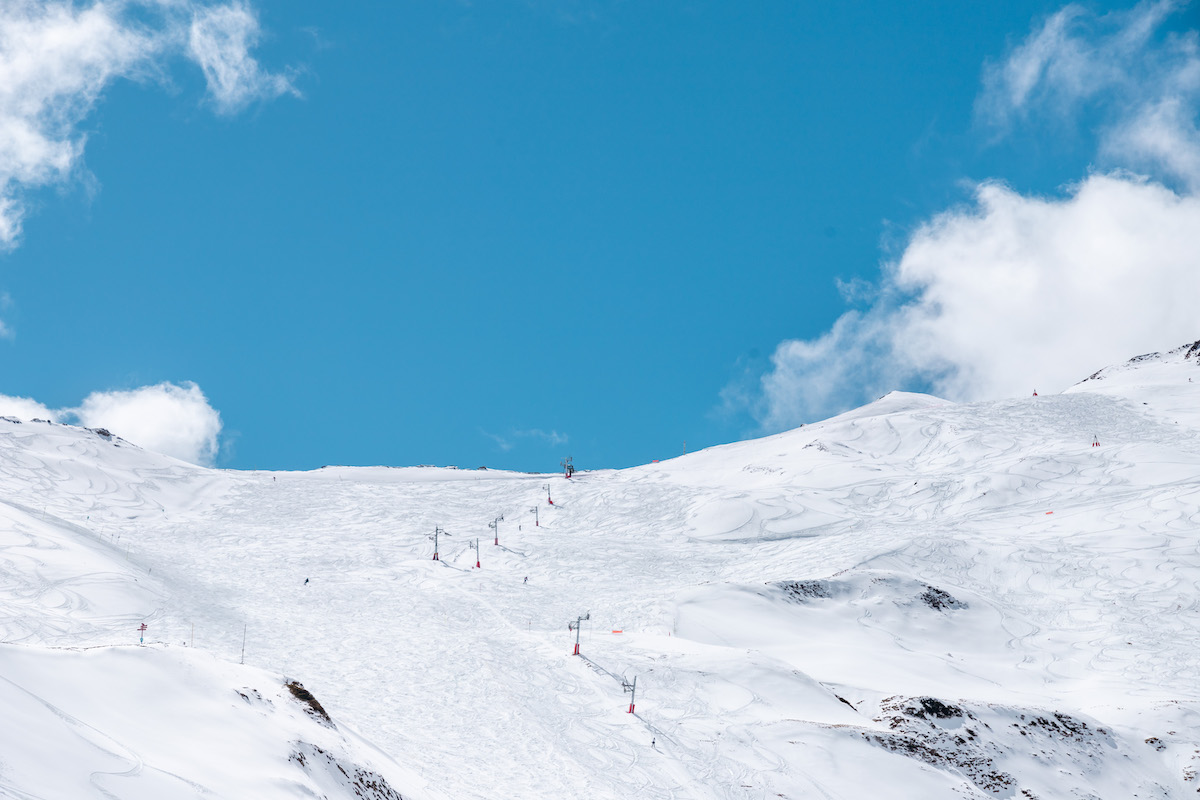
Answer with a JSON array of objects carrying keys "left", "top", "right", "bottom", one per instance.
[
  {"left": 569, "top": 612, "right": 590, "bottom": 655},
  {"left": 623, "top": 675, "right": 637, "bottom": 713}
]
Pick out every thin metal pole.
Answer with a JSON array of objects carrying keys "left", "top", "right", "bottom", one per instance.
[{"left": 240, "top": 624, "right": 247, "bottom": 664}]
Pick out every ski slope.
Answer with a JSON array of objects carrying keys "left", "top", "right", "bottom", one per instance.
[{"left": 2, "top": 341, "right": 1200, "bottom": 798}]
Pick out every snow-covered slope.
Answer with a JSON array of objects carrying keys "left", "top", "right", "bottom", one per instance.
[
  {"left": 0, "top": 425, "right": 435, "bottom": 799},
  {"left": 1066, "top": 339, "right": 1200, "bottom": 431},
  {"left": 2, "top": 342, "right": 1200, "bottom": 798},
  {"left": 0, "top": 643, "right": 423, "bottom": 799}
]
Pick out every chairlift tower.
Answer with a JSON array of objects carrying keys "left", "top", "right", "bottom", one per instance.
[
  {"left": 530, "top": 505, "right": 539, "bottom": 527},
  {"left": 431, "top": 526, "right": 447, "bottom": 560},
  {"left": 472, "top": 538, "right": 481, "bottom": 568},
  {"left": 544, "top": 483, "right": 553, "bottom": 505},
  {"left": 489, "top": 515, "right": 504, "bottom": 545},
  {"left": 568, "top": 612, "right": 590, "bottom": 655},
  {"left": 623, "top": 675, "right": 638, "bottom": 713}
]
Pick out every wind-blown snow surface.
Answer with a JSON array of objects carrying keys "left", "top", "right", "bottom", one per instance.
[{"left": 3, "top": 342, "right": 1200, "bottom": 798}]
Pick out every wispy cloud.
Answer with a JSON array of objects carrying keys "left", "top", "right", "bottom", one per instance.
[
  {"left": 737, "top": 0, "right": 1200, "bottom": 430},
  {"left": 480, "top": 429, "right": 514, "bottom": 452},
  {"left": 0, "top": 380, "right": 223, "bottom": 465},
  {"left": 977, "top": 0, "right": 1199, "bottom": 188},
  {"left": 0, "top": 0, "right": 295, "bottom": 250},
  {"left": 481, "top": 427, "right": 569, "bottom": 452},
  {"left": 521, "top": 428, "right": 568, "bottom": 447},
  {"left": 188, "top": 2, "right": 298, "bottom": 114},
  {"left": 0, "top": 293, "right": 12, "bottom": 339}
]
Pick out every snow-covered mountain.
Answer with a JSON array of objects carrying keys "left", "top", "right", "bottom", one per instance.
[{"left": 3, "top": 341, "right": 1200, "bottom": 798}]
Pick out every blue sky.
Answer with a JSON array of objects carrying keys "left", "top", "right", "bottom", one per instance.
[{"left": 1, "top": 1, "right": 1198, "bottom": 470}]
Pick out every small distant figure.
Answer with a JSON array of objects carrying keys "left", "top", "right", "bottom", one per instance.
[
  {"left": 652, "top": 738, "right": 656, "bottom": 747},
  {"left": 1032, "top": 389, "right": 1038, "bottom": 396},
  {"left": 523, "top": 576, "right": 528, "bottom": 583},
  {"left": 304, "top": 578, "right": 309, "bottom": 585},
  {"left": 1092, "top": 436, "right": 1100, "bottom": 448}
]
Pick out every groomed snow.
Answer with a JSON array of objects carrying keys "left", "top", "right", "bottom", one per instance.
[{"left": 2, "top": 341, "right": 1200, "bottom": 798}]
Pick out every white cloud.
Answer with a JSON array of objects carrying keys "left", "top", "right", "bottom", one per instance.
[
  {"left": 0, "top": 0, "right": 294, "bottom": 250},
  {"left": 977, "top": 1, "right": 1180, "bottom": 123},
  {"left": 977, "top": 4, "right": 1090, "bottom": 122},
  {"left": 758, "top": 311, "right": 900, "bottom": 432},
  {"left": 481, "top": 430, "right": 514, "bottom": 452},
  {"left": 0, "top": 381, "right": 223, "bottom": 464},
  {"left": 69, "top": 381, "right": 222, "bottom": 465},
  {"left": 188, "top": 2, "right": 297, "bottom": 114},
  {"left": 1106, "top": 96, "right": 1200, "bottom": 191},
  {"left": 0, "top": 393, "right": 58, "bottom": 421},
  {"left": 482, "top": 427, "right": 569, "bottom": 452},
  {"left": 977, "top": 0, "right": 1199, "bottom": 187},
  {"left": 0, "top": 0, "right": 155, "bottom": 248},
  {"left": 519, "top": 428, "right": 568, "bottom": 447},
  {"left": 0, "top": 293, "right": 12, "bottom": 339},
  {"left": 892, "top": 174, "right": 1200, "bottom": 402},
  {"left": 744, "top": 0, "right": 1200, "bottom": 430}
]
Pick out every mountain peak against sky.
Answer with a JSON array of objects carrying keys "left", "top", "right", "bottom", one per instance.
[
  {"left": 1072, "top": 337, "right": 1200, "bottom": 385},
  {"left": 823, "top": 389, "right": 952, "bottom": 422},
  {"left": 1064, "top": 337, "right": 1200, "bottom": 432}
]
